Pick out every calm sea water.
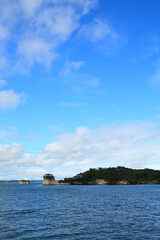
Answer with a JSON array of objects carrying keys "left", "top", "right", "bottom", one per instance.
[{"left": 0, "top": 184, "right": 160, "bottom": 240}]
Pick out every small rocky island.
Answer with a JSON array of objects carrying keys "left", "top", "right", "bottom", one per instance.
[
  {"left": 19, "top": 180, "right": 30, "bottom": 184},
  {"left": 42, "top": 173, "right": 70, "bottom": 185},
  {"left": 42, "top": 173, "right": 58, "bottom": 185}
]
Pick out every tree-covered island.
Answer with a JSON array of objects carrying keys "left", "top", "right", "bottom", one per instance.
[
  {"left": 19, "top": 180, "right": 30, "bottom": 184},
  {"left": 59, "top": 166, "right": 160, "bottom": 185}
]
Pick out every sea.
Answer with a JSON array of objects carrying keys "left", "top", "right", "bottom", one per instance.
[{"left": 0, "top": 184, "right": 160, "bottom": 240}]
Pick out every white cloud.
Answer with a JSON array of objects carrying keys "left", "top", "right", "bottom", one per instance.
[
  {"left": 0, "top": 143, "right": 22, "bottom": 163},
  {"left": 79, "top": 18, "right": 125, "bottom": 55},
  {"left": 20, "top": 0, "right": 44, "bottom": 17},
  {"left": 17, "top": 38, "right": 55, "bottom": 67},
  {"left": 0, "top": 0, "right": 97, "bottom": 70},
  {"left": 79, "top": 18, "right": 118, "bottom": 42},
  {"left": 1, "top": 121, "right": 160, "bottom": 179},
  {"left": 51, "top": 0, "right": 98, "bottom": 16},
  {"left": 0, "top": 25, "right": 8, "bottom": 40},
  {"left": 0, "top": 90, "right": 25, "bottom": 111},
  {"left": 44, "top": 122, "right": 160, "bottom": 170},
  {"left": 37, "top": 6, "right": 79, "bottom": 41},
  {"left": 63, "top": 61, "right": 85, "bottom": 74}
]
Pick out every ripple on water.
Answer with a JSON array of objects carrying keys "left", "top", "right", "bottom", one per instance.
[{"left": 0, "top": 184, "right": 160, "bottom": 239}]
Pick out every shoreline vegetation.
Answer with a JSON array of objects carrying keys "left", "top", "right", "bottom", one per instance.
[
  {"left": 43, "top": 166, "right": 160, "bottom": 185},
  {"left": 60, "top": 166, "right": 160, "bottom": 185},
  {"left": 1, "top": 167, "right": 160, "bottom": 185}
]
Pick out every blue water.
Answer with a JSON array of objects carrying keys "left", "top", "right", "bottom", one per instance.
[{"left": 0, "top": 184, "right": 160, "bottom": 239}]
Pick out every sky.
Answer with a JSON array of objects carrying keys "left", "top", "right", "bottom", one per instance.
[{"left": 1, "top": 0, "right": 160, "bottom": 180}]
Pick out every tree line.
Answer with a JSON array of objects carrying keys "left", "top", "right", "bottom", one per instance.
[{"left": 62, "top": 166, "right": 160, "bottom": 185}]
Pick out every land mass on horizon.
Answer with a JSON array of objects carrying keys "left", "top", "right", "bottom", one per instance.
[
  {"left": 1, "top": 167, "right": 160, "bottom": 185},
  {"left": 43, "top": 166, "right": 160, "bottom": 185}
]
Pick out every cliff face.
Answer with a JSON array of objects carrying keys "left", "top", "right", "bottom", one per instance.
[
  {"left": 116, "top": 180, "right": 129, "bottom": 185},
  {"left": 43, "top": 178, "right": 57, "bottom": 185},
  {"left": 88, "top": 179, "right": 108, "bottom": 185},
  {"left": 42, "top": 173, "right": 57, "bottom": 185}
]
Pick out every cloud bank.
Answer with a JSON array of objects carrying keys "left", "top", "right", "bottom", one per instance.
[{"left": 1, "top": 121, "right": 160, "bottom": 180}]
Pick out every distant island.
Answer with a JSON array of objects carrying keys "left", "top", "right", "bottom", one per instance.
[
  {"left": 58, "top": 166, "right": 160, "bottom": 185},
  {"left": 0, "top": 180, "right": 42, "bottom": 184},
  {"left": 19, "top": 180, "right": 30, "bottom": 184}
]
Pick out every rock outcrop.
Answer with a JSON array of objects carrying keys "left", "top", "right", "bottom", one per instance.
[
  {"left": 88, "top": 179, "right": 108, "bottom": 185},
  {"left": 116, "top": 180, "right": 129, "bottom": 185},
  {"left": 58, "top": 182, "right": 70, "bottom": 185},
  {"left": 42, "top": 173, "right": 57, "bottom": 185},
  {"left": 19, "top": 180, "right": 30, "bottom": 184}
]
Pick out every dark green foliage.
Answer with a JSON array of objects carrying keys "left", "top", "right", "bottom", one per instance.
[
  {"left": 62, "top": 166, "right": 160, "bottom": 185},
  {"left": 20, "top": 180, "right": 30, "bottom": 182},
  {"left": 43, "top": 173, "right": 55, "bottom": 181}
]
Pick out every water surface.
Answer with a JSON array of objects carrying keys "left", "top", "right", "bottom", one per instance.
[{"left": 0, "top": 184, "right": 160, "bottom": 239}]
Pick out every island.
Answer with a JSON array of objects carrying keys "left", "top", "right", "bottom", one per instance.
[
  {"left": 19, "top": 180, "right": 30, "bottom": 184},
  {"left": 42, "top": 173, "right": 70, "bottom": 185},
  {"left": 42, "top": 173, "right": 57, "bottom": 185},
  {"left": 59, "top": 166, "right": 160, "bottom": 185}
]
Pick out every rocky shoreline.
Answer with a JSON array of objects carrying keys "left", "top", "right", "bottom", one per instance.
[
  {"left": 2, "top": 167, "right": 160, "bottom": 185},
  {"left": 42, "top": 168, "right": 160, "bottom": 185},
  {"left": 42, "top": 174, "right": 70, "bottom": 185}
]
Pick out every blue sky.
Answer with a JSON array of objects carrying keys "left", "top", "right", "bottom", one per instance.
[{"left": 1, "top": 0, "right": 160, "bottom": 180}]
